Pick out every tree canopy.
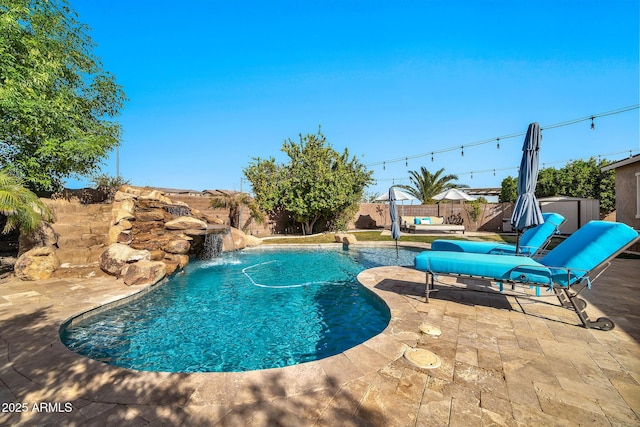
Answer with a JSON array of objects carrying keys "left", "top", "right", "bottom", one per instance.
[
  {"left": 243, "top": 129, "right": 373, "bottom": 234},
  {"left": 500, "top": 158, "right": 615, "bottom": 215},
  {"left": 0, "top": 0, "right": 127, "bottom": 192},
  {"left": 399, "top": 167, "right": 465, "bottom": 204}
]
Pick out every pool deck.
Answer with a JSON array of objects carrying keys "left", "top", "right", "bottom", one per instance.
[{"left": 1, "top": 251, "right": 639, "bottom": 426}]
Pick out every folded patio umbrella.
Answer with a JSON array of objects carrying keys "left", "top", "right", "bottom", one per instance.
[
  {"left": 511, "top": 122, "right": 544, "bottom": 252},
  {"left": 389, "top": 187, "right": 401, "bottom": 256}
]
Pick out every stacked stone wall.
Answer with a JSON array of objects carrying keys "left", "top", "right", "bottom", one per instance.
[{"left": 46, "top": 199, "right": 112, "bottom": 266}]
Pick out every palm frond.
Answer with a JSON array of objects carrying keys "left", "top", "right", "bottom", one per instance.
[{"left": 0, "top": 170, "right": 52, "bottom": 234}]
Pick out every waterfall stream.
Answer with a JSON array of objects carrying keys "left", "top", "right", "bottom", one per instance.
[{"left": 199, "top": 234, "right": 223, "bottom": 259}]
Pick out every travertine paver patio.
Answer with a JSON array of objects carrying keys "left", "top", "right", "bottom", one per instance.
[{"left": 0, "top": 251, "right": 639, "bottom": 426}]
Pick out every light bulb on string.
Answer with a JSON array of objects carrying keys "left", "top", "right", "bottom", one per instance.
[
  {"left": 461, "top": 146, "right": 464, "bottom": 156},
  {"left": 405, "top": 158, "right": 408, "bottom": 167},
  {"left": 383, "top": 161, "right": 386, "bottom": 170},
  {"left": 431, "top": 153, "right": 434, "bottom": 162},
  {"left": 493, "top": 169, "right": 496, "bottom": 176},
  {"left": 496, "top": 138, "right": 500, "bottom": 149},
  {"left": 471, "top": 172, "right": 473, "bottom": 179},
  {"left": 590, "top": 116, "right": 595, "bottom": 130}
]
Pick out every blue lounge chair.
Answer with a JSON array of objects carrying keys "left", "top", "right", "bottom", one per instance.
[
  {"left": 415, "top": 221, "right": 639, "bottom": 330},
  {"left": 431, "top": 212, "right": 565, "bottom": 257}
]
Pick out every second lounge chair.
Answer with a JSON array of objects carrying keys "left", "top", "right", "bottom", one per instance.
[{"left": 430, "top": 212, "right": 565, "bottom": 257}]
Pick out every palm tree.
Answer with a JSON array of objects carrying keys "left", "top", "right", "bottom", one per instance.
[
  {"left": 209, "top": 190, "right": 265, "bottom": 230},
  {"left": 399, "top": 167, "right": 466, "bottom": 204},
  {"left": 0, "top": 171, "right": 53, "bottom": 234}
]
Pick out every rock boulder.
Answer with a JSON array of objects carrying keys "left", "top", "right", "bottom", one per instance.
[
  {"left": 14, "top": 247, "right": 60, "bottom": 281},
  {"left": 244, "top": 234, "right": 262, "bottom": 247},
  {"left": 113, "top": 190, "right": 137, "bottom": 202},
  {"left": 112, "top": 199, "right": 136, "bottom": 224},
  {"left": 162, "top": 254, "right": 189, "bottom": 276},
  {"left": 222, "top": 227, "right": 246, "bottom": 251},
  {"left": 100, "top": 243, "right": 151, "bottom": 276},
  {"left": 18, "top": 222, "right": 58, "bottom": 256},
  {"left": 161, "top": 239, "right": 191, "bottom": 254},
  {"left": 165, "top": 216, "right": 207, "bottom": 230},
  {"left": 342, "top": 234, "right": 358, "bottom": 245},
  {"left": 121, "top": 260, "right": 167, "bottom": 286}
]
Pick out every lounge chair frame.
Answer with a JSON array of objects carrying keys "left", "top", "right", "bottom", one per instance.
[{"left": 422, "top": 234, "right": 638, "bottom": 331}]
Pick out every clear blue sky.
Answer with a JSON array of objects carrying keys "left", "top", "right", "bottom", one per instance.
[{"left": 67, "top": 0, "right": 639, "bottom": 197}]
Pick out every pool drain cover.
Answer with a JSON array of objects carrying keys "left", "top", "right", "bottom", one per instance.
[
  {"left": 419, "top": 323, "right": 442, "bottom": 337},
  {"left": 404, "top": 348, "right": 441, "bottom": 369}
]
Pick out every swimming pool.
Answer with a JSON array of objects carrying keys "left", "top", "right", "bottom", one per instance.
[{"left": 61, "top": 246, "right": 419, "bottom": 372}]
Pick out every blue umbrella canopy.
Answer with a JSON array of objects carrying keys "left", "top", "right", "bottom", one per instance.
[
  {"left": 389, "top": 187, "right": 401, "bottom": 255},
  {"left": 511, "top": 123, "right": 544, "bottom": 250}
]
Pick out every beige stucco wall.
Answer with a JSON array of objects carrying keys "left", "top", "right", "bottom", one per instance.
[{"left": 615, "top": 162, "right": 640, "bottom": 230}]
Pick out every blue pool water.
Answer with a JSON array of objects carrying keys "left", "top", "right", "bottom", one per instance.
[{"left": 61, "top": 246, "right": 418, "bottom": 372}]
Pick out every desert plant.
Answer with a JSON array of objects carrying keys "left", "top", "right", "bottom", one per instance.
[
  {"left": 210, "top": 191, "right": 265, "bottom": 230},
  {"left": 0, "top": 170, "right": 53, "bottom": 234},
  {"left": 90, "top": 173, "right": 130, "bottom": 189}
]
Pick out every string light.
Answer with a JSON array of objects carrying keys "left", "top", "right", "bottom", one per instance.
[
  {"left": 405, "top": 157, "right": 408, "bottom": 167},
  {"left": 590, "top": 116, "right": 595, "bottom": 130},
  {"left": 461, "top": 146, "right": 464, "bottom": 156},
  {"left": 383, "top": 161, "right": 385, "bottom": 170},
  {"left": 365, "top": 105, "right": 638, "bottom": 167},
  {"left": 375, "top": 149, "right": 639, "bottom": 183}
]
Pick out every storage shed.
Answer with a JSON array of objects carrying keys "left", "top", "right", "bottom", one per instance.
[{"left": 538, "top": 196, "right": 600, "bottom": 234}]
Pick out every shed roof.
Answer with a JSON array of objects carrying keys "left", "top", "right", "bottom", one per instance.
[{"left": 601, "top": 153, "right": 640, "bottom": 172}]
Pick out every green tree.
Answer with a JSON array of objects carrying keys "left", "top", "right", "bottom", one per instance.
[
  {"left": 0, "top": 170, "right": 53, "bottom": 234},
  {"left": 209, "top": 190, "right": 265, "bottom": 230},
  {"left": 536, "top": 168, "right": 558, "bottom": 199},
  {"left": 399, "top": 167, "right": 465, "bottom": 204},
  {"left": 499, "top": 176, "right": 518, "bottom": 203},
  {"left": 500, "top": 158, "right": 615, "bottom": 216},
  {"left": 244, "top": 129, "right": 373, "bottom": 235},
  {"left": 0, "top": 0, "right": 127, "bottom": 192}
]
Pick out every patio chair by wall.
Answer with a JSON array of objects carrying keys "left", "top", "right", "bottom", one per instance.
[
  {"left": 414, "top": 220, "right": 639, "bottom": 330},
  {"left": 431, "top": 212, "right": 565, "bottom": 258}
]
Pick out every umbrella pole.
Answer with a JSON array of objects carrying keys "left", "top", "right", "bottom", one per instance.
[{"left": 515, "top": 230, "right": 521, "bottom": 254}]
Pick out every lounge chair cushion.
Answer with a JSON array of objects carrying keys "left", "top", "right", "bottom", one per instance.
[
  {"left": 431, "top": 240, "right": 517, "bottom": 255},
  {"left": 541, "top": 221, "right": 639, "bottom": 286},
  {"left": 415, "top": 251, "right": 552, "bottom": 285},
  {"left": 520, "top": 212, "right": 565, "bottom": 250}
]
